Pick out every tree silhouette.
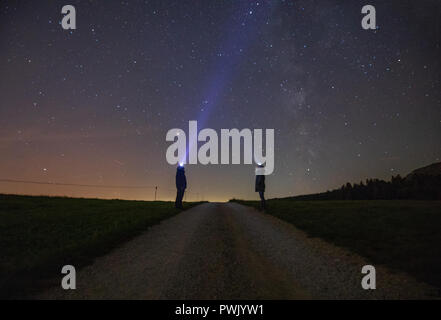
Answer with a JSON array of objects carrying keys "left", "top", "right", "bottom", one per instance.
[{"left": 289, "top": 174, "right": 441, "bottom": 201}]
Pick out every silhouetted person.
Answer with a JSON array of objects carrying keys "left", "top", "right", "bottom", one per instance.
[
  {"left": 175, "top": 164, "right": 187, "bottom": 209},
  {"left": 255, "top": 164, "right": 266, "bottom": 210}
]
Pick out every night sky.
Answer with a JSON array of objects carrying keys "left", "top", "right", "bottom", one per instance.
[{"left": 0, "top": 0, "right": 440, "bottom": 202}]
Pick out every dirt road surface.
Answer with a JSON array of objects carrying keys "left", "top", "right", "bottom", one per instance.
[{"left": 39, "top": 202, "right": 437, "bottom": 299}]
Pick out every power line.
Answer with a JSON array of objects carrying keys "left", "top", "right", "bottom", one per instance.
[
  {"left": 0, "top": 178, "right": 203, "bottom": 200},
  {"left": 0, "top": 179, "right": 156, "bottom": 189}
]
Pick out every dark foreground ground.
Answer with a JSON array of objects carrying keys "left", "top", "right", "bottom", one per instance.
[
  {"left": 39, "top": 202, "right": 437, "bottom": 299},
  {"left": 232, "top": 199, "right": 441, "bottom": 291},
  {"left": 0, "top": 194, "right": 200, "bottom": 298},
  {"left": 2, "top": 195, "right": 440, "bottom": 299}
]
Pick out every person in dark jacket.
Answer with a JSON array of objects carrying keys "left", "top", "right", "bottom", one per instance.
[
  {"left": 175, "top": 164, "right": 187, "bottom": 209},
  {"left": 255, "top": 164, "right": 266, "bottom": 210}
]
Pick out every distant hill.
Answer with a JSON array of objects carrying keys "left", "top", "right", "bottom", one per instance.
[
  {"left": 406, "top": 162, "right": 441, "bottom": 179},
  {"left": 284, "top": 162, "right": 441, "bottom": 201}
]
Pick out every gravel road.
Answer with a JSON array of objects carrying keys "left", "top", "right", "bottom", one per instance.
[{"left": 38, "top": 202, "right": 438, "bottom": 299}]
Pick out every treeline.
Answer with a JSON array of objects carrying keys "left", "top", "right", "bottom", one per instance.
[{"left": 288, "top": 174, "right": 441, "bottom": 201}]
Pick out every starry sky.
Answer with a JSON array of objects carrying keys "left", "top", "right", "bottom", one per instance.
[{"left": 0, "top": 0, "right": 440, "bottom": 202}]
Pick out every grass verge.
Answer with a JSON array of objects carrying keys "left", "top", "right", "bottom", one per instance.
[
  {"left": 231, "top": 199, "right": 441, "bottom": 291},
  {"left": 0, "top": 194, "right": 202, "bottom": 298}
]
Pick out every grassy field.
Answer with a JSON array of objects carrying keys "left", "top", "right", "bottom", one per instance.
[
  {"left": 232, "top": 199, "right": 441, "bottom": 291},
  {"left": 0, "top": 194, "right": 200, "bottom": 298}
]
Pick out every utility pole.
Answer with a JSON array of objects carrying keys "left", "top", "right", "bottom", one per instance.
[{"left": 154, "top": 186, "right": 158, "bottom": 201}]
